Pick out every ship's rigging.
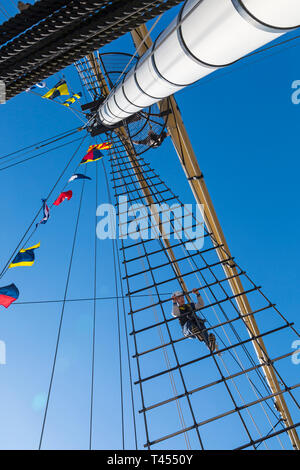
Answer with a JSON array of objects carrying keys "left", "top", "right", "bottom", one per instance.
[{"left": 0, "top": 0, "right": 299, "bottom": 451}]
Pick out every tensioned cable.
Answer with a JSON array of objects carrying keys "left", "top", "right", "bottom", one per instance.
[
  {"left": 160, "top": 197, "right": 274, "bottom": 404},
  {"left": 76, "top": 62, "right": 107, "bottom": 134},
  {"left": 109, "top": 151, "right": 160, "bottom": 449},
  {"left": 0, "top": 136, "right": 85, "bottom": 172},
  {"left": 89, "top": 160, "right": 98, "bottom": 450},
  {"left": 0, "top": 3, "right": 9, "bottom": 19},
  {"left": 39, "top": 168, "right": 87, "bottom": 450},
  {"left": 116, "top": 153, "right": 268, "bottom": 448},
  {"left": 13, "top": 293, "right": 177, "bottom": 305},
  {"left": 102, "top": 158, "right": 138, "bottom": 449},
  {"left": 116, "top": 158, "right": 202, "bottom": 450},
  {"left": 77, "top": 61, "right": 95, "bottom": 102},
  {"left": 111, "top": 14, "right": 163, "bottom": 90},
  {"left": 78, "top": 44, "right": 296, "bottom": 448},
  {"left": 78, "top": 56, "right": 101, "bottom": 100},
  {"left": 76, "top": 60, "right": 95, "bottom": 101},
  {"left": 105, "top": 163, "right": 126, "bottom": 450},
  {"left": 0, "top": 127, "right": 81, "bottom": 162},
  {"left": 167, "top": 97, "right": 186, "bottom": 169},
  {"left": 256, "top": 418, "right": 282, "bottom": 450},
  {"left": 218, "top": 354, "right": 271, "bottom": 449},
  {"left": 114, "top": 239, "right": 139, "bottom": 449},
  {"left": 7, "top": 0, "right": 17, "bottom": 9},
  {"left": 194, "top": 231, "right": 300, "bottom": 410},
  {"left": 0, "top": 135, "right": 88, "bottom": 278}
]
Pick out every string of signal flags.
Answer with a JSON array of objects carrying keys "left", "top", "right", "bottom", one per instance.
[
  {"left": 26, "top": 78, "right": 82, "bottom": 108},
  {"left": 0, "top": 142, "right": 112, "bottom": 309}
]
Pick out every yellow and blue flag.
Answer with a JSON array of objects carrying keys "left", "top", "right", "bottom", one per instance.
[
  {"left": 63, "top": 92, "right": 82, "bottom": 107},
  {"left": 9, "top": 242, "right": 40, "bottom": 268},
  {"left": 43, "top": 80, "right": 69, "bottom": 100}
]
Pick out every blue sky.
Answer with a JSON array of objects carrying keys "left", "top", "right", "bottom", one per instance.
[{"left": 0, "top": 1, "right": 299, "bottom": 450}]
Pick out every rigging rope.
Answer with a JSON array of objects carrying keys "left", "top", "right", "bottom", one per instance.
[
  {"left": 102, "top": 159, "right": 139, "bottom": 450},
  {"left": 0, "top": 3, "right": 10, "bottom": 19},
  {"left": 0, "top": 136, "right": 85, "bottom": 172},
  {"left": 108, "top": 168, "right": 126, "bottom": 450},
  {"left": 111, "top": 13, "right": 163, "bottom": 92},
  {"left": 13, "top": 293, "right": 177, "bottom": 305},
  {"left": 89, "top": 160, "right": 98, "bottom": 450},
  {"left": 0, "top": 126, "right": 82, "bottom": 162}
]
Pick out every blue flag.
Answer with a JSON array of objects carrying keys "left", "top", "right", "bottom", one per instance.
[{"left": 9, "top": 242, "right": 40, "bottom": 268}]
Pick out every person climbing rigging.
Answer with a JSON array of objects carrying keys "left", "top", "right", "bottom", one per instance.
[
  {"left": 132, "top": 123, "right": 170, "bottom": 148},
  {"left": 171, "top": 289, "right": 216, "bottom": 352}
]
